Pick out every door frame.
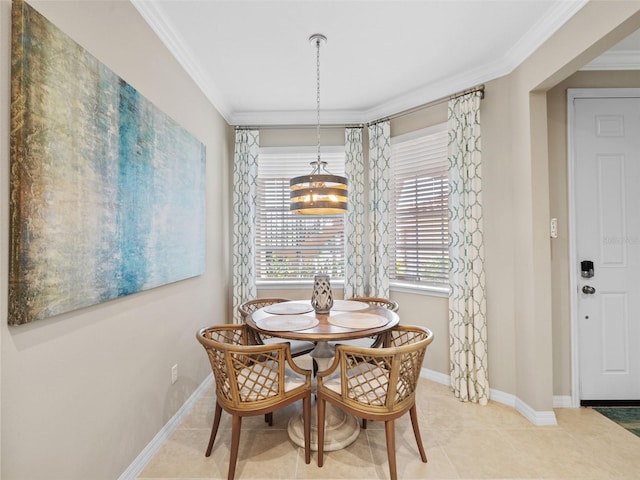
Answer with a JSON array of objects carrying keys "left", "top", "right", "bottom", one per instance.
[{"left": 568, "top": 88, "right": 640, "bottom": 407}]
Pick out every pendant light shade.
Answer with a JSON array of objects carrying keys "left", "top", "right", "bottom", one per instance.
[
  {"left": 290, "top": 34, "right": 348, "bottom": 215},
  {"left": 290, "top": 166, "right": 349, "bottom": 214}
]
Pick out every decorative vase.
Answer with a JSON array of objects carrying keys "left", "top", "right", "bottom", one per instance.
[{"left": 311, "top": 274, "right": 333, "bottom": 314}]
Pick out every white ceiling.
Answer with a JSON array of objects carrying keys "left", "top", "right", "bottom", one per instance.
[{"left": 131, "top": 0, "right": 639, "bottom": 126}]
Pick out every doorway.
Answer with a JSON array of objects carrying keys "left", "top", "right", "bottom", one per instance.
[{"left": 569, "top": 88, "right": 640, "bottom": 406}]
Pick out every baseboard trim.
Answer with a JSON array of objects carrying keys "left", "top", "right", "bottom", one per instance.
[
  {"left": 122, "top": 366, "right": 562, "bottom": 478},
  {"left": 420, "top": 368, "right": 558, "bottom": 426},
  {"left": 514, "top": 397, "right": 557, "bottom": 425},
  {"left": 420, "top": 367, "right": 450, "bottom": 385},
  {"left": 118, "top": 373, "right": 214, "bottom": 480}
]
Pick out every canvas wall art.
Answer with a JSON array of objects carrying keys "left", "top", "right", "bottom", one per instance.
[{"left": 9, "top": 0, "right": 206, "bottom": 325}]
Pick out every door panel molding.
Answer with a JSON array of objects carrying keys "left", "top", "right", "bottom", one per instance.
[{"left": 568, "top": 88, "right": 640, "bottom": 407}]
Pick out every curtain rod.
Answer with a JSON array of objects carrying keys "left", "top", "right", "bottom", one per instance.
[
  {"left": 234, "top": 84, "right": 485, "bottom": 130},
  {"left": 375, "top": 84, "right": 485, "bottom": 124},
  {"left": 235, "top": 123, "right": 364, "bottom": 131}
]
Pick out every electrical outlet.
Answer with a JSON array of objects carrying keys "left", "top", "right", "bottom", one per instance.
[{"left": 171, "top": 364, "right": 178, "bottom": 384}]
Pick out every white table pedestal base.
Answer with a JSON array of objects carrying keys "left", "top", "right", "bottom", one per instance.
[
  {"left": 287, "top": 402, "right": 360, "bottom": 452},
  {"left": 288, "top": 341, "right": 360, "bottom": 451}
]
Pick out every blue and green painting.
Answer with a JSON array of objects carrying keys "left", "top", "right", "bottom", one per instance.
[{"left": 9, "top": 1, "right": 206, "bottom": 325}]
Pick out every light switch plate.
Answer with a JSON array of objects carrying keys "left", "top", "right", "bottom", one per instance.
[{"left": 550, "top": 218, "right": 558, "bottom": 239}]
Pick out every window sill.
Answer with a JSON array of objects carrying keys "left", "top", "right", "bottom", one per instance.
[
  {"left": 257, "top": 279, "right": 345, "bottom": 290},
  {"left": 257, "top": 279, "right": 446, "bottom": 297},
  {"left": 390, "top": 282, "right": 449, "bottom": 298}
]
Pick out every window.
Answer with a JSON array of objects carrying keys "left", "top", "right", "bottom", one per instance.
[
  {"left": 256, "top": 147, "right": 345, "bottom": 282},
  {"left": 390, "top": 124, "right": 449, "bottom": 290}
]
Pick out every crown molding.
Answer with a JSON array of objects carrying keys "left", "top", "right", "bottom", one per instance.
[
  {"left": 130, "top": 0, "right": 233, "bottom": 122},
  {"left": 134, "top": 0, "right": 588, "bottom": 127},
  {"left": 581, "top": 50, "right": 640, "bottom": 70},
  {"left": 502, "top": 0, "right": 589, "bottom": 72},
  {"left": 229, "top": 110, "right": 361, "bottom": 127},
  {"left": 359, "top": 59, "right": 510, "bottom": 123},
  {"left": 231, "top": 57, "right": 511, "bottom": 126}
]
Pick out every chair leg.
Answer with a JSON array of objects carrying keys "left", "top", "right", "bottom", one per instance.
[
  {"left": 317, "top": 397, "right": 326, "bottom": 467},
  {"left": 362, "top": 418, "right": 367, "bottom": 429},
  {"left": 384, "top": 420, "right": 397, "bottom": 480},
  {"left": 228, "top": 415, "right": 242, "bottom": 480},
  {"left": 409, "top": 404, "right": 428, "bottom": 462},
  {"left": 206, "top": 402, "right": 223, "bottom": 457},
  {"left": 264, "top": 412, "right": 273, "bottom": 426},
  {"left": 303, "top": 394, "right": 311, "bottom": 464}
]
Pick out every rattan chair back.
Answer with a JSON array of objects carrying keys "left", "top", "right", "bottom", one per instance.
[
  {"left": 238, "top": 298, "right": 315, "bottom": 358},
  {"left": 196, "top": 324, "right": 312, "bottom": 480},
  {"left": 238, "top": 298, "right": 290, "bottom": 343},
  {"left": 238, "top": 298, "right": 291, "bottom": 321},
  {"left": 346, "top": 296, "right": 399, "bottom": 313},
  {"left": 316, "top": 325, "right": 433, "bottom": 480},
  {"left": 340, "top": 297, "right": 399, "bottom": 352}
]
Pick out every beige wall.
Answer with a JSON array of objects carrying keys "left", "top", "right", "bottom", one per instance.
[
  {"left": 260, "top": 127, "right": 345, "bottom": 148},
  {"left": 547, "top": 70, "right": 640, "bottom": 396},
  {"left": 505, "top": 2, "right": 640, "bottom": 410},
  {"left": 264, "top": 7, "right": 640, "bottom": 414},
  {"left": 258, "top": 3, "right": 640, "bottom": 407},
  {"left": 3, "top": 3, "right": 640, "bottom": 479},
  {"left": 0, "top": 1, "right": 232, "bottom": 478},
  {"left": 478, "top": 75, "right": 520, "bottom": 395}
]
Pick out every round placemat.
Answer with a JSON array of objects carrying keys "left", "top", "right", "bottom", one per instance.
[
  {"left": 256, "top": 315, "right": 319, "bottom": 332},
  {"left": 263, "top": 302, "right": 313, "bottom": 315},
  {"left": 331, "top": 300, "right": 369, "bottom": 312},
  {"left": 327, "top": 312, "right": 388, "bottom": 329}
]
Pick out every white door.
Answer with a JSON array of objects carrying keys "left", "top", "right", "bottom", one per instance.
[{"left": 572, "top": 93, "right": 640, "bottom": 401}]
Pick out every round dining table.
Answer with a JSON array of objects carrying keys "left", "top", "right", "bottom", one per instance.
[{"left": 247, "top": 299, "right": 399, "bottom": 451}]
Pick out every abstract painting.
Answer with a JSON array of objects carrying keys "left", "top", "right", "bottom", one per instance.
[{"left": 9, "top": 0, "right": 206, "bottom": 325}]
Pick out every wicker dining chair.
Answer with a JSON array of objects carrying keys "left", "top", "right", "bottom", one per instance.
[
  {"left": 347, "top": 296, "right": 400, "bottom": 313},
  {"left": 239, "top": 298, "right": 316, "bottom": 426},
  {"left": 196, "top": 324, "right": 312, "bottom": 480},
  {"left": 340, "top": 296, "right": 400, "bottom": 347},
  {"left": 339, "top": 296, "right": 400, "bottom": 429},
  {"left": 238, "top": 298, "right": 316, "bottom": 357},
  {"left": 316, "top": 325, "right": 433, "bottom": 480}
]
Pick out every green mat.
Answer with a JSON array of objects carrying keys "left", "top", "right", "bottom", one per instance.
[{"left": 594, "top": 407, "right": 640, "bottom": 438}]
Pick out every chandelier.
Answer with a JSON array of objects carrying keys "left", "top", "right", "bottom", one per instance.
[{"left": 290, "top": 34, "right": 348, "bottom": 215}]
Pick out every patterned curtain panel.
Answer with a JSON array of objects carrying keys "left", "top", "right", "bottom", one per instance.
[
  {"left": 344, "top": 127, "right": 366, "bottom": 298},
  {"left": 368, "top": 121, "right": 391, "bottom": 298},
  {"left": 448, "top": 91, "right": 489, "bottom": 405},
  {"left": 232, "top": 129, "right": 259, "bottom": 323}
]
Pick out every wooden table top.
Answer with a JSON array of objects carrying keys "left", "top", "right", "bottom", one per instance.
[{"left": 247, "top": 300, "right": 399, "bottom": 343}]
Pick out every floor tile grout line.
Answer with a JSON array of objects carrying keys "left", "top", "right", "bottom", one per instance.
[
  {"left": 437, "top": 443, "right": 462, "bottom": 480},
  {"left": 137, "top": 379, "right": 640, "bottom": 480},
  {"left": 363, "top": 429, "right": 381, "bottom": 480},
  {"left": 293, "top": 443, "right": 300, "bottom": 479}
]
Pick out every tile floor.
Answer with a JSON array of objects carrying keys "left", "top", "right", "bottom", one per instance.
[{"left": 138, "top": 378, "right": 640, "bottom": 479}]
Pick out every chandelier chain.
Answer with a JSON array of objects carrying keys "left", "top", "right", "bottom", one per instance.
[
  {"left": 289, "top": 33, "right": 348, "bottom": 215},
  {"left": 315, "top": 36, "right": 321, "bottom": 164}
]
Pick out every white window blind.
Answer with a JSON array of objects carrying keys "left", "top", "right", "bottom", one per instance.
[
  {"left": 257, "top": 147, "right": 345, "bottom": 280},
  {"left": 390, "top": 125, "right": 449, "bottom": 287}
]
